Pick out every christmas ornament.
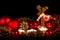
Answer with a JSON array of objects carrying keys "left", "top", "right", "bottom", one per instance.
[
  {"left": 45, "top": 30, "right": 53, "bottom": 36},
  {"left": 8, "top": 20, "right": 19, "bottom": 30}
]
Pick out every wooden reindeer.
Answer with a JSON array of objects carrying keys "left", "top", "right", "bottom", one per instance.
[{"left": 36, "top": 5, "right": 48, "bottom": 27}]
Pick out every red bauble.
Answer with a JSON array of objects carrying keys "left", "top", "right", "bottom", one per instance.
[
  {"left": 29, "top": 22, "right": 34, "bottom": 29},
  {"left": 46, "top": 23, "right": 51, "bottom": 27},
  {"left": 8, "top": 20, "right": 19, "bottom": 30},
  {"left": 34, "top": 21, "right": 39, "bottom": 29},
  {"left": 45, "top": 30, "right": 53, "bottom": 36},
  {"left": 45, "top": 31, "right": 49, "bottom": 36},
  {"left": 56, "top": 27, "right": 60, "bottom": 31},
  {"left": 12, "top": 31, "right": 15, "bottom": 37},
  {"left": 5, "top": 17, "right": 11, "bottom": 24},
  {"left": 51, "top": 14, "right": 57, "bottom": 20},
  {"left": 46, "top": 22, "right": 54, "bottom": 30},
  {"left": 0, "top": 18, "right": 5, "bottom": 25},
  {"left": 15, "top": 31, "right": 19, "bottom": 35},
  {"left": 29, "top": 21, "right": 39, "bottom": 29},
  {"left": 6, "top": 26, "right": 12, "bottom": 31}
]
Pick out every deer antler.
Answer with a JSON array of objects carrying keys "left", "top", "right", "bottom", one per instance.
[
  {"left": 36, "top": 5, "right": 48, "bottom": 16},
  {"left": 36, "top": 5, "right": 42, "bottom": 16},
  {"left": 36, "top": 5, "right": 41, "bottom": 12},
  {"left": 41, "top": 6, "right": 48, "bottom": 13},
  {"left": 36, "top": 5, "right": 49, "bottom": 21}
]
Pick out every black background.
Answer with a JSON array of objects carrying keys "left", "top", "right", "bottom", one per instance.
[{"left": 0, "top": 0, "right": 60, "bottom": 19}]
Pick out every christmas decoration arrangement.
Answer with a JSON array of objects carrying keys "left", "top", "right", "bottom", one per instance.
[{"left": 0, "top": 5, "right": 60, "bottom": 38}]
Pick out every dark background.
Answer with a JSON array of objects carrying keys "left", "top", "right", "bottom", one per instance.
[{"left": 0, "top": 0, "right": 60, "bottom": 19}]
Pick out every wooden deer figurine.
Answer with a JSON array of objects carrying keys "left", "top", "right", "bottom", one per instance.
[{"left": 36, "top": 5, "right": 48, "bottom": 27}]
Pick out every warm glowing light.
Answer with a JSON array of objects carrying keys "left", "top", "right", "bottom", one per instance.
[
  {"left": 15, "top": 31, "right": 19, "bottom": 35},
  {"left": 51, "top": 14, "right": 57, "bottom": 20},
  {"left": 27, "top": 29, "right": 37, "bottom": 33},
  {"left": 0, "top": 18, "right": 5, "bottom": 25},
  {"left": 5, "top": 17, "right": 11, "bottom": 23},
  {"left": 18, "top": 29, "right": 25, "bottom": 33},
  {"left": 53, "top": 17, "right": 56, "bottom": 20},
  {"left": 39, "top": 27, "right": 48, "bottom": 31},
  {"left": 9, "top": 20, "right": 19, "bottom": 29}
]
